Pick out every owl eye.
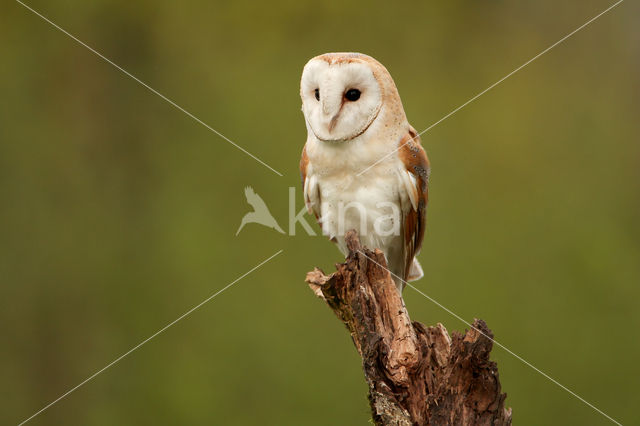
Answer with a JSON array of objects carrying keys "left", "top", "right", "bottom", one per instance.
[
  {"left": 314, "top": 88, "right": 320, "bottom": 101},
  {"left": 345, "top": 89, "right": 361, "bottom": 101}
]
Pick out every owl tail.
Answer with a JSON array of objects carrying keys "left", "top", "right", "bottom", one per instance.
[{"left": 407, "top": 258, "right": 424, "bottom": 282}]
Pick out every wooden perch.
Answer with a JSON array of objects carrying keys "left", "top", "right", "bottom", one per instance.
[{"left": 306, "top": 231, "right": 512, "bottom": 425}]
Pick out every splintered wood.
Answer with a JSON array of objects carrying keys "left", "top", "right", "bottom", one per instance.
[{"left": 306, "top": 231, "right": 512, "bottom": 426}]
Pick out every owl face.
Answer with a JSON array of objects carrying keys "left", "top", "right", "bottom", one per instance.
[{"left": 301, "top": 55, "right": 383, "bottom": 142}]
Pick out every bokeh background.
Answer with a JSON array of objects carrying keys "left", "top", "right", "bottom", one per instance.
[{"left": 2, "top": 0, "right": 639, "bottom": 424}]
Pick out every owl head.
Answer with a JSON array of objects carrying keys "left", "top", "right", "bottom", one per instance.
[{"left": 301, "top": 52, "right": 406, "bottom": 143}]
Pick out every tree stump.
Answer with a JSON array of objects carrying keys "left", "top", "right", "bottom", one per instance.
[{"left": 306, "top": 231, "right": 512, "bottom": 425}]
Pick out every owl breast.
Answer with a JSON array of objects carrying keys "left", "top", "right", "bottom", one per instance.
[
  {"left": 319, "top": 172, "right": 402, "bottom": 248},
  {"left": 306, "top": 136, "right": 411, "bottom": 281}
]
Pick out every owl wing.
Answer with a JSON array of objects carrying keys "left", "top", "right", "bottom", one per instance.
[
  {"left": 398, "top": 126, "right": 430, "bottom": 283},
  {"left": 300, "top": 144, "right": 321, "bottom": 221}
]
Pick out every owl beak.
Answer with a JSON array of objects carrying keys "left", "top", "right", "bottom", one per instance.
[
  {"left": 328, "top": 114, "right": 339, "bottom": 132},
  {"left": 320, "top": 83, "right": 344, "bottom": 133}
]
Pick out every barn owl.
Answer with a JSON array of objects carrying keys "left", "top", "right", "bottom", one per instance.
[{"left": 299, "top": 52, "right": 430, "bottom": 291}]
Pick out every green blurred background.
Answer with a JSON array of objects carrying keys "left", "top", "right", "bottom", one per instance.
[{"left": 1, "top": 0, "right": 638, "bottom": 424}]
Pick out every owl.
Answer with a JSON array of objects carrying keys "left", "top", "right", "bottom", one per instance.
[{"left": 299, "top": 52, "right": 430, "bottom": 291}]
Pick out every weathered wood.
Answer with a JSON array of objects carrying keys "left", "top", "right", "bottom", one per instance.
[{"left": 306, "top": 231, "right": 512, "bottom": 425}]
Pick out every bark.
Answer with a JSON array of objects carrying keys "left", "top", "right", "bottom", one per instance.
[{"left": 306, "top": 231, "right": 512, "bottom": 426}]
